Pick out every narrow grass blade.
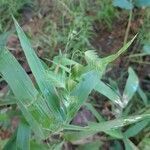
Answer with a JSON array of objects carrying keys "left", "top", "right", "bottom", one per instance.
[
  {"left": 16, "top": 122, "right": 31, "bottom": 150},
  {"left": 0, "top": 96, "right": 16, "bottom": 106},
  {"left": 124, "top": 119, "right": 150, "bottom": 138},
  {"left": 0, "top": 48, "right": 39, "bottom": 104},
  {"left": 13, "top": 18, "right": 61, "bottom": 115},
  {"left": 123, "top": 138, "right": 139, "bottom": 150},
  {"left": 64, "top": 114, "right": 150, "bottom": 132},
  {"left": 0, "top": 47, "right": 45, "bottom": 139},
  {"left": 137, "top": 87, "right": 148, "bottom": 105},
  {"left": 94, "top": 80, "right": 122, "bottom": 106},
  {"left": 85, "top": 103, "right": 103, "bottom": 122},
  {"left": 122, "top": 67, "right": 139, "bottom": 108},
  {"left": 67, "top": 71, "right": 99, "bottom": 121},
  {"left": 17, "top": 100, "right": 44, "bottom": 139},
  {"left": 100, "top": 35, "right": 137, "bottom": 65}
]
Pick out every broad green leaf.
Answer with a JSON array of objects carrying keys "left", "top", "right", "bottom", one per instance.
[
  {"left": 13, "top": 18, "right": 62, "bottom": 116},
  {"left": 16, "top": 122, "right": 31, "bottom": 150},
  {"left": 113, "top": 0, "right": 133, "bottom": 10},
  {"left": 94, "top": 81, "right": 122, "bottom": 106},
  {"left": 67, "top": 71, "right": 100, "bottom": 121},
  {"left": 122, "top": 67, "right": 139, "bottom": 108},
  {"left": 135, "top": 0, "right": 150, "bottom": 7},
  {"left": 124, "top": 119, "right": 150, "bottom": 137}
]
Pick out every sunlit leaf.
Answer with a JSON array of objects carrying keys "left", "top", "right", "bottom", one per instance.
[
  {"left": 124, "top": 119, "right": 150, "bottom": 137},
  {"left": 122, "top": 67, "right": 139, "bottom": 108},
  {"left": 13, "top": 18, "right": 62, "bottom": 116},
  {"left": 135, "top": 0, "right": 150, "bottom": 7},
  {"left": 94, "top": 81, "right": 121, "bottom": 106},
  {"left": 16, "top": 122, "right": 31, "bottom": 150},
  {"left": 113, "top": 0, "right": 133, "bottom": 10}
]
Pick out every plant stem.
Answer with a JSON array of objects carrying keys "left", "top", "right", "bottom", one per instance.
[{"left": 124, "top": 9, "right": 133, "bottom": 45}]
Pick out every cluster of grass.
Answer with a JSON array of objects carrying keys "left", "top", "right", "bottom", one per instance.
[
  {"left": 0, "top": 0, "right": 32, "bottom": 32},
  {"left": 0, "top": 0, "right": 150, "bottom": 149},
  {"left": 31, "top": 0, "right": 118, "bottom": 59}
]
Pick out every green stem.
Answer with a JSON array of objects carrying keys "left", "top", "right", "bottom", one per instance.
[{"left": 124, "top": 9, "right": 133, "bottom": 45}]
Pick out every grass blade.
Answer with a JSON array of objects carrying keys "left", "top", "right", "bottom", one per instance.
[
  {"left": 13, "top": 18, "right": 61, "bottom": 116},
  {"left": 67, "top": 71, "right": 99, "bottom": 121},
  {"left": 94, "top": 80, "right": 122, "bottom": 106},
  {"left": 122, "top": 67, "right": 139, "bottom": 108},
  {"left": 16, "top": 122, "right": 31, "bottom": 150}
]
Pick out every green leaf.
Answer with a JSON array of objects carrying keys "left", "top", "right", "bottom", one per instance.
[
  {"left": 64, "top": 114, "right": 150, "bottom": 141},
  {"left": 0, "top": 113, "right": 8, "bottom": 121},
  {"left": 135, "top": 0, "right": 150, "bottom": 7},
  {"left": 0, "top": 96, "right": 16, "bottom": 106},
  {"left": 137, "top": 87, "right": 148, "bottom": 105},
  {"left": 123, "top": 138, "right": 139, "bottom": 150},
  {"left": 113, "top": 0, "right": 133, "bottom": 10},
  {"left": 100, "top": 35, "right": 137, "bottom": 65},
  {"left": 16, "top": 122, "right": 31, "bottom": 150},
  {"left": 46, "top": 70, "right": 66, "bottom": 88},
  {"left": 0, "top": 31, "right": 12, "bottom": 48},
  {"left": 64, "top": 114, "right": 150, "bottom": 132},
  {"left": 63, "top": 130, "right": 97, "bottom": 142},
  {"left": 13, "top": 18, "right": 61, "bottom": 116},
  {"left": 30, "top": 141, "right": 48, "bottom": 150},
  {"left": 0, "top": 48, "right": 39, "bottom": 105},
  {"left": 143, "top": 44, "right": 150, "bottom": 55},
  {"left": 17, "top": 100, "right": 45, "bottom": 140},
  {"left": 122, "top": 67, "right": 139, "bottom": 108},
  {"left": 124, "top": 119, "right": 150, "bottom": 138},
  {"left": 85, "top": 103, "right": 103, "bottom": 122},
  {"left": 94, "top": 81, "right": 121, "bottom": 106},
  {"left": 67, "top": 71, "right": 100, "bottom": 121}
]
